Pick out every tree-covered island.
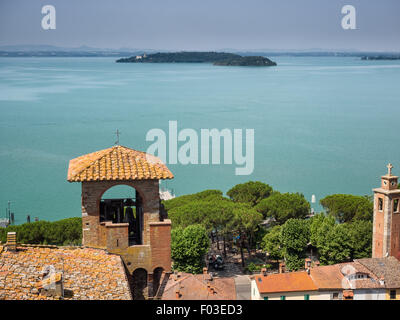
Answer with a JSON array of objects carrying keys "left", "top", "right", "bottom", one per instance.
[{"left": 116, "top": 51, "right": 277, "bottom": 66}]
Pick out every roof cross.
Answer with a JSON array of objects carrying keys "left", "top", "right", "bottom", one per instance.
[
  {"left": 387, "top": 163, "right": 393, "bottom": 176},
  {"left": 115, "top": 129, "right": 121, "bottom": 145}
]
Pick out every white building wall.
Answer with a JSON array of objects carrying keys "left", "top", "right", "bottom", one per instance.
[
  {"left": 251, "top": 281, "right": 342, "bottom": 301},
  {"left": 353, "top": 289, "right": 386, "bottom": 300}
]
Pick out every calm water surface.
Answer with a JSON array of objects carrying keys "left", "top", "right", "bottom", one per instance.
[{"left": 0, "top": 56, "right": 399, "bottom": 223}]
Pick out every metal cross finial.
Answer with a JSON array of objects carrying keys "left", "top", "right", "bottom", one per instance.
[
  {"left": 387, "top": 163, "right": 393, "bottom": 176},
  {"left": 115, "top": 129, "right": 121, "bottom": 145}
]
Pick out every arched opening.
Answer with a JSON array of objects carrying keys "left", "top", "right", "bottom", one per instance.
[
  {"left": 100, "top": 185, "right": 144, "bottom": 246},
  {"left": 152, "top": 267, "right": 164, "bottom": 297},
  {"left": 132, "top": 268, "right": 148, "bottom": 300}
]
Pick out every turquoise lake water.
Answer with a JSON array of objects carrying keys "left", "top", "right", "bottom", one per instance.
[{"left": 0, "top": 56, "right": 400, "bottom": 224}]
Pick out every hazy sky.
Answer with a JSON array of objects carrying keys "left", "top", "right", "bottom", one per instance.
[{"left": 0, "top": 0, "right": 399, "bottom": 51}]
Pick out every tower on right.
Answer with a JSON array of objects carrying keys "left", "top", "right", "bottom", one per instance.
[{"left": 372, "top": 163, "right": 400, "bottom": 260}]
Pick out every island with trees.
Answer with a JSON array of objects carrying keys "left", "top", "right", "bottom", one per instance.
[{"left": 116, "top": 51, "right": 277, "bottom": 67}]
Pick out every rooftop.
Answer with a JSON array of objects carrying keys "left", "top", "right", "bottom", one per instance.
[
  {"left": 356, "top": 257, "right": 400, "bottom": 289},
  {"left": 254, "top": 271, "right": 318, "bottom": 294},
  {"left": 0, "top": 245, "right": 132, "bottom": 300},
  {"left": 161, "top": 273, "right": 236, "bottom": 300},
  {"left": 67, "top": 145, "right": 173, "bottom": 182}
]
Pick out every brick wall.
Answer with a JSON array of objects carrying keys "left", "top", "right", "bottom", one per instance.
[{"left": 150, "top": 220, "right": 172, "bottom": 273}]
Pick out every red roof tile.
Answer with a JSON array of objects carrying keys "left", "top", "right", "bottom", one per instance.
[{"left": 254, "top": 272, "right": 318, "bottom": 294}]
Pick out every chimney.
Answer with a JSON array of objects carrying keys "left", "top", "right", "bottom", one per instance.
[
  {"left": 7, "top": 232, "right": 17, "bottom": 251},
  {"left": 279, "top": 262, "right": 286, "bottom": 274},
  {"left": 203, "top": 267, "right": 208, "bottom": 275},
  {"left": 261, "top": 268, "right": 267, "bottom": 276}
]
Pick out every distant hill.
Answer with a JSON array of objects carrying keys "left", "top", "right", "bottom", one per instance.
[
  {"left": 116, "top": 51, "right": 277, "bottom": 66},
  {"left": 361, "top": 55, "right": 400, "bottom": 61}
]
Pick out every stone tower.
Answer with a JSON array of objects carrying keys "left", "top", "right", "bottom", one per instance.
[
  {"left": 67, "top": 145, "right": 174, "bottom": 299},
  {"left": 372, "top": 164, "right": 400, "bottom": 260}
]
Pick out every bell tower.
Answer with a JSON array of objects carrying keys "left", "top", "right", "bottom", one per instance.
[{"left": 372, "top": 163, "right": 400, "bottom": 260}]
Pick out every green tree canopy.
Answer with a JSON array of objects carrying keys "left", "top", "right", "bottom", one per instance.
[
  {"left": 317, "top": 224, "right": 352, "bottom": 265},
  {"left": 256, "top": 192, "right": 310, "bottom": 224},
  {"left": 171, "top": 224, "right": 210, "bottom": 274},
  {"left": 280, "top": 219, "right": 310, "bottom": 270},
  {"left": 320, "top": 194, "right": 373, "bottom": 223},
  {"left": 163, "top": 189, "right": 224, "bottom": 211},
  {"left": 227, "top": 181, "right": 273, "bottom": 206},
  {"left": 309, "top": 213, "right": 335, "bottom": 248},
  {"left": 261, "top": 225, "right": 283, "bottom": 261},
  {"left": 345, "top": 220, "right": 373, "bottom": 259},
  {"left": 0, "top": 217, "right": 82, "bottom": 246}
]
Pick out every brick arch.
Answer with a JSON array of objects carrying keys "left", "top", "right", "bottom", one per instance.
[
  {"left": 132, "top": 267, "right": 148, "bottom": 300},
  {"left": 152, "top": 267, "right": 164, "bottom": 296},
  {"left": 97, "top": 181, "right": 147, "bottom": 212}
]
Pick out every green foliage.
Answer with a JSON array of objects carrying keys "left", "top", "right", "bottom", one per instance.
[
  {"left": 245, "top": 262, "right": 272, "bottom": 273},
  {"left": 0, "top": 218, "right": 82, "bottom": 246},
  {"left": 167, "top": 195, "right": 234, "bottom": 232},
  {"left": 318, "top": 224, "right": 352, "bottom": 265},
  {"left": 309, "top": 213, "right": 335, "bottom": 248},
  {"left": 171, "top": 224, "right": 210, "bottom": 274},
  {"left": 163, "top": 190, "right": 223, "bottom": 212},
  {"left": 227, "top": 203, "right": 262, "bottom": 242},
  {"left": 320, "top": 194, "right": 373, "bottom": 223},
  {"left": 256, "top": 192, "right": 310, "bottom": 224},
  {"left": 309, "top": 213, "right": 372, "bottom": 264},
  {"left": 280, "top": 219, "right": 310, "bottom": 270},
  {"left": 345, "top": 220, "right": 373, "bottom": 259},
  {"left": 227, "top": 181, "right": 273, "bottom": 206},
  {"left": 261, "top": 225, "right": 283, "bottom": 260}
]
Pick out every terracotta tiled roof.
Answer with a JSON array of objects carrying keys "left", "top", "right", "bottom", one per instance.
[
  {"left": 254, "top": 272, "right": 318, "bottom": 294},
  {"left": 309, "top": 265, "right": 344, "bottom": 290},
  {"left": 356, "top": 257, "right": 400, "bottom": 289},
  {"left": 67, "top": 145, "right": 173, "bottom": 182},
  {"left": 310, "top": 262, "right": 383, "bottom": 290},
  {"left": 161, "top": 273, "right": 236, "bottom": 300},
  {"left": 0, "top": 246, "right": 132, "bottom": 300}
]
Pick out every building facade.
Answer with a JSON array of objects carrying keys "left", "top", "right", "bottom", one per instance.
[{"left": 372, "top": 164, "right": 400, "bottom": 260}]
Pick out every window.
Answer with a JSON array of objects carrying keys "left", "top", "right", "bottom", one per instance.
[
  {"left": 379, "top": 198, "right": 383, "bottom": 211},
  {"left": 280, "top": 296, "right": 286, "bottom": 300},
  {"left": 304, "top": 294, "right": 310, "bottom": 300},
  {"left": 332, "top": 292, "right": 339, "bottom": 300},
  {"left": 264, "top": 296, "right": 268, "bottom": 300},
  {"left": 390, "top": 290, "right": 396, "bottom": 300},
  {"left": 394, "top": 199, "right": 399, "bottom": 213}
]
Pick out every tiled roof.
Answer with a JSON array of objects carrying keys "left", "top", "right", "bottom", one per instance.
[
  {"left": 161, "top": 273, "right": 236, "bottom": 300},
  {"left": 254, "top": 272, "right": 318, "bottom": 294},
  {"left": 310, "top": 262, "right": 384, "bottom": 290},
  {"left": 309, "top": 265, "right": 344, "bottom": 290},
  {"left": 0, "top": 246, "right": 132, "bottom": 300},
  {"left": 67, "top": 145, "right": 173, "bottom": 182},
  {"left": 356, "top": 257, "right": 400, "bottom": 289}
]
